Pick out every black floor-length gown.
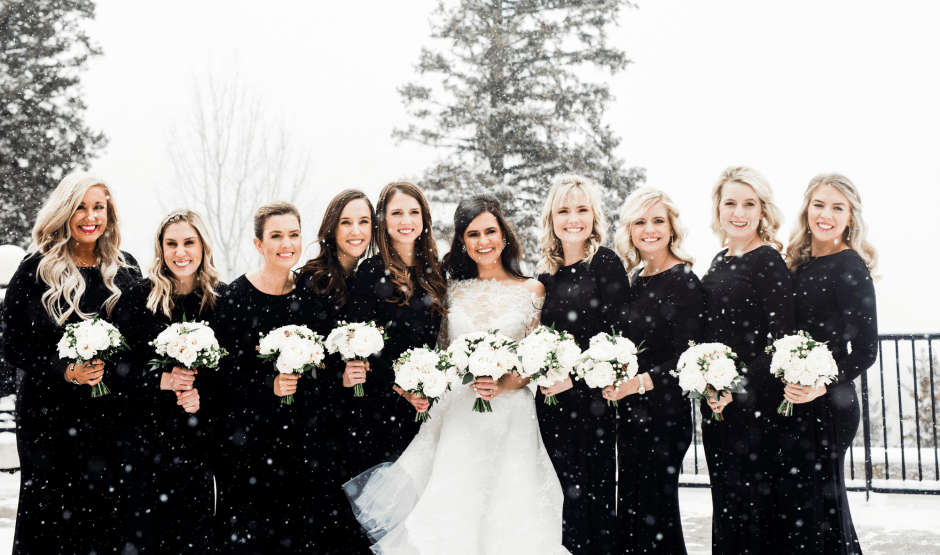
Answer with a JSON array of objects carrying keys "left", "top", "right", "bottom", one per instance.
[
  {"left": 1, "top": 252, "right": 140, "bottom": 555},
  {"left": 536, "top": 246, "right": 628, "bottom": 555},
  {"left": 700, "top": 246, "right": 795, "bottom": 555},
  {"left": 346, "top": 255, "right": 443, "bottom": 472},
  {"left": 619, "top": 263, "right": 704, "bottom": 554},
  {"left": 212, "top": 275, "right": 305, "bottom": 554},
  {"left": 779, "top": 249, "right": 876, "bottom": 554},
  {"left": 292, "top": 272, "right": 372, "bottom": 554},
  {"left": 112, "top": 280, "right": 223, "bottom": 554}
]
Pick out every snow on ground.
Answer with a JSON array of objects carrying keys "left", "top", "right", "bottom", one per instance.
[
  {"left": 0, "top": 472, "right": 936, "bottom": 553},
  {"left": 679, "top": 488, "right": 940, "bottom": 555}
]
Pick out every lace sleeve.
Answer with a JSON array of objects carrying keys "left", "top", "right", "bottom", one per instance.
[
  {"left": 524, "top": 294, "right": 545, "bottom": 337},
  {"left": 437, "top": 313, "right": 449, "bottom": 349}
]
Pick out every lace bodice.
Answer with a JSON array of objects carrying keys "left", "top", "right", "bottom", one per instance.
[{"left": 441, "top": 278, "right": 544, "bottom": 347}]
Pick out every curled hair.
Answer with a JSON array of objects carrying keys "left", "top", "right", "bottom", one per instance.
[
  {"left": 374, "top": 182, "right": 447, "bottom": 317},
  {"left": 710, "top": 166, "right": 784, "bottom": 252},
  {"left": 615, "top": 187, "right": 695, "bottom": 278},
  {"left": 786, "top": 173, "right": 878, "bottom": 276},
  {"left": 253, "top": 201, "right": 301, "bottom": 240},
  {"left": 29, "top": 172, "right": 130, "bottom": 325},
  {"left": 442, "top": 194, "right": 526, "bottom": 281},
  {"left": 537, "top": 174, "right": 609, "bottom": 275},
  {"left": 147, "top": 209, "right": 223, "bottom": 319},
  {"left": 297, "top": 189, "right": 377, "bottom": 308}
]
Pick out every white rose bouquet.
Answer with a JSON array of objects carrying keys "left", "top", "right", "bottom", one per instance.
[
  {"left": 393, "top": 346, "right": 454, "bottom": 422},
  {"left": 56, "top": 314, "right": 127, "bottom": 397},
  {"left": 257, "top": 325, "right": 327, "bottom": 405},
  {"left": 516, "top": 325, "right": 581, "bottom": 405},
  {"left": 446, "top": 330, "right": 521, "bottom": 413},
  {"left": 324, "top": 321, "right": 387, "bottom": 397},
  {"left": 148, "top": 320, "right": 228, "bottom": 373},
  {"left": 766, "top": 331, "right": 839, "bottom": 416},
  {"left": 573, "top": 331, "right": 641, "bottom": 407},
  {"left": 670, "top": 341, "right": 746, "bottom": 421}
]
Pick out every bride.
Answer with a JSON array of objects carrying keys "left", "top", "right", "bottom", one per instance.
[{"left": 344, "top": 194, "right": 570, "bottom": 555}]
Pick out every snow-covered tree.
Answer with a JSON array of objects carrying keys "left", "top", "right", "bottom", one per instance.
[
  {"left": 396, "top": 0, "right": 645, "bottom": 259},
  {"left": 166, "top": 63, "right": 311, "bottom": 279},
  {"left": 0, "top": 0, "right": 107, "bottom": 247}
]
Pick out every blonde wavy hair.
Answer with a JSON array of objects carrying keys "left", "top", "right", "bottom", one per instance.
[
  {"left": 537, "top": 174, "right": 609, "bottom": 275},
  {"left": 29, "top": 172, "right": 130, "bottom": 325},
  {"left": 710, "top": 166, "right": 784, "bottom": 252},
  {"left": 786, "top": 173, "right": 878, "bottom": 275},
  {"left": 147, "top": 209, "right": 223, "bottom": 319},
  {"left": 615, "top": 187, "right": 695, "bottom": 277}
]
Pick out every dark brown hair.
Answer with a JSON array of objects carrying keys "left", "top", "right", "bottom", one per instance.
[
  {"left": 297, "top": 190, "right": 376, "bottom": 308},
  {"left": 253, "top": 201, "right": 301, "bottom": 240},
  {"left": 374, "top": 181, "right": 447, "bottom": 317},
  {"left": 442, "top": 194, "right": 525, "bottom": 281}
]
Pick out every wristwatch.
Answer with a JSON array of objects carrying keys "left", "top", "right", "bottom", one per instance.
[{"left": 637, "top": 375, "right": 646, "bottom": 395}]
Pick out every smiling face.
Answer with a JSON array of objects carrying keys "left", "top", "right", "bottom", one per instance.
[
  {"left": 631, "top": 201, "right": 672, "bottom": 260},
  {"left": 162, "top": 221, "right": 203, "bottom": 283},
  {"left": 335, "top": 198, "right": 372, "bottom": 270},
  {"left": 807, "top": 184, "right": 851, "bottom": 250},
  {"left": 463, "top": 211, "right": 504, "bottom": 269},
  {"left": 718, "top": 181, "right": 763, "bottom": 245},
  {"left": 552, "top": 192, "right": 594, "bottom": 248},
  {"left": 254, "top": 214, "right": 302, "bottom": 271},
  {"left": 69, "top": 185, "right": 108, "bottom": 246},
  {"left": 385, "top": 192, "right": 423, "bottom": 247}
]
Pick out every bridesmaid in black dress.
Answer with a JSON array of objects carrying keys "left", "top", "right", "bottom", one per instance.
[
  {"left": 213, "top": 201, "right": 306, "bottom": 554},
  {"left": 346, "top": 181, "right": 447, "bottom": 471},
  {"left": 534, "top": 174, "right": 627, "bottom": 555},
  {"left": 699, "top": 166, "right": 795, "bottom": 555},
  {"left": 605, "top": 187, "right": 704, "bottom": 554},
  {"left": 777, "top": 173, "right": 877, "bottom": 554},
  {"left": 1, "top": 172, "right": 140, "bottom": 555},
  {"left": 113, "top": 209, "right": 223, "bottom": 553},
  {"left": 292, "top": 189, "right": 377, "bottom": 554}
]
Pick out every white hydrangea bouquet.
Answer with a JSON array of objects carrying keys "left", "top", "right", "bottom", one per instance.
[
  {"left": 447, "top": 330, "right": 521, "bottom": 413},
  {"left": 766, "top": 331, "right": 838, "bottom": 416},
  {"left": 670, "top": 342, "right": 746, "bottom": 421},
  {"left": 574, "top": 331, "right": 640, "bottom": 407},
  {"left": 393, "top": 346, "right": 454, "bottom": 422},
  {"left": 57, "top": 314, "right": 127, "bottom": 397},
  {"left": 148, "top": 320, "right": 228, "bottom": 373},
  {"left": 516, "top": 325, "right": 582, "bottom": 405},
  {"left": 257, "top": 325, "right": 327, "bottom": 405},
  {"left": 324, "top": 321, "right": 387, "bottom": 397}
]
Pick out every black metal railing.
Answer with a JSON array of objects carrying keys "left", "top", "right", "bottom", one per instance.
[{"left": 681, "top": 333, "right": 940, "bottom": 497}]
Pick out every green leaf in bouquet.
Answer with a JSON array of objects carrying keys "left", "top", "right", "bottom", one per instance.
[{"left": 462, "top": 373, "right": 475, "bottom": 385}]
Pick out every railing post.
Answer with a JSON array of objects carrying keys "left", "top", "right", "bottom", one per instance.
[{"left": 861, "top": 368, "right": 873, "bottom": 501}]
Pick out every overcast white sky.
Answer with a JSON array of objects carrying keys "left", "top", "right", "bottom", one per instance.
[{"left": 79, "top": 0, "right": 940, "bottom": 334}]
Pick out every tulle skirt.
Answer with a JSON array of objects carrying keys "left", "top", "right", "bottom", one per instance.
[{"left": 344, "top": 383, "right": 571, "bottom": 555}]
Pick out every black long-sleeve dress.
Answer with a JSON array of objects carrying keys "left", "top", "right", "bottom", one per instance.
[
  {"left": 112, "top": 280, "right": 223, "bottom": 554},
  {"left": 292, "top": 271, "right": 372, "bottom": 554},
  {"left": 212, "top": 275, "right": 305, "bottom": 554},
  {"left": 619, "top": 263, "right": 704, "bottom": 554},
  {"left": 1, "top": 252, "right": 140, "bottom": 555},
  {"left": 346, "top": 255, "right": 443, "bottom": 472},
  {"left": 536, "top": 246, "right": 628, "bottom": 555},
  {"left": 779, "top": 249, "right": 876, "bottom": 554},
  {"left": 700, "top": 246, "right": 795, "bottom": 555}
]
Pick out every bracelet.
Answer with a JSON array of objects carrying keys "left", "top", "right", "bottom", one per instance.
[
  {"left": 637, "top": 375, "right": 646, "bottom": 395},
  {"left": 65, "top": 363, "right": 80, "bottom": 385}
]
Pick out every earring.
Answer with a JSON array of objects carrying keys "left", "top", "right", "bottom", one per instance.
[{"left": 461, "top": 245, "right": 466, "bottom": 253}]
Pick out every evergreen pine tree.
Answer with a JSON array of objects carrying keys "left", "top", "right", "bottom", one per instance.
[
  {"left": 396, "top": 0, "right": 645, "bottom": 260},
  {"left": 0, "top": 0, "right": 107, "bottom": 247}
]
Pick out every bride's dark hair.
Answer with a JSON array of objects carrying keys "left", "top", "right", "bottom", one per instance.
[{"left": 441, "top": 194, "right": 526, "bottom": 281}]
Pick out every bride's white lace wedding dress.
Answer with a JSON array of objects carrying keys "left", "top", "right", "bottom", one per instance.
[{"left": 344, "top": 278, "right": 570, "bottom": 555}]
